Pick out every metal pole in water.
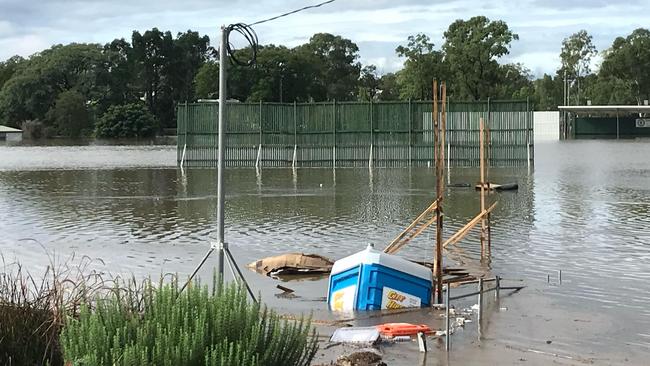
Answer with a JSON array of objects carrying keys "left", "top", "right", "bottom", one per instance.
[
  {"left": 445, "top": 284, "right": 450, "bottom": 351},
  {"left": 477, "top": 278, "right": 483, "bottom": 335},
  {"left": 495, "top": 275, "right": 500, "bottom": 300},
  {"left": 216, "top": 26, "right": 227, "bottom": 278}
]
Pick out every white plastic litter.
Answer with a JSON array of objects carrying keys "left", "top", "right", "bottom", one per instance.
[
  {"left": 330, "top": 327, "right": 380, "bottom": 343},
  {"left": 392, "top": 336, "right": 411, "bottom": 342}
]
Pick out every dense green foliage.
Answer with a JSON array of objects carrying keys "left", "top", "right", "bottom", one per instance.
[
  {"left": 94, "top": 103, "right": 156, "bottom": 138},
  {"left": 62, "top": 278, "right": 317, "bottom": 366},
  {"left": 51, "top": 90, "right": 90, "bottom": 138},
  {"left": 0, "top": 18, "right": 648, "bottom": 135}
]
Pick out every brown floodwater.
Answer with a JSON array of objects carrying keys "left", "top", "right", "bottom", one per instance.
[{"left": 1, "top": 140, "right": 649, "bottom": 364}]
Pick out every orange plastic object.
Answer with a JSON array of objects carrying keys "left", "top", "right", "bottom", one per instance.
[{"left": 376, "top": 323, "right": 434, "bottom": 337}]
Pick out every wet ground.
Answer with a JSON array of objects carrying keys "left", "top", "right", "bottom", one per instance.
[{"left": 1, "top": 140, "right": 649, "bottom": 364}]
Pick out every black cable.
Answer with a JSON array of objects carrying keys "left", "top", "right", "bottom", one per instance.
[
  {"left": 224, "top": 0, "right": 337, "bottom": 67},
  {"left": 247, "top": 0, "right": 337, "bottom": 26},
  {"left": 225, "top": 23, "right": 258, "bottom": 67}
]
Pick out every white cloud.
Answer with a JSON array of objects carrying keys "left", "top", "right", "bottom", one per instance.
[
  {"left": 0, "top": 21, "right": 13, "bottom": 36},
  {"left": 0, "top": 34, "right": 49, "bottom": 57},
  {"left": 0, "top": 0, "right": 649, "bottom": 76}
]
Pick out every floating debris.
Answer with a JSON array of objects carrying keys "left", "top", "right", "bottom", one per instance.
[
  {"left": 328, "top": 244, "right": 431, "bottom": 311},
  {"left": 330, "top": 327, "right": 380, "bottom": 344},
  {"left": 376, "top": 323, "right": 434, "bottom": 338},
  {"left": 248, "top": 253, "right": 333, "bottom": 277},
  {"left": 474, "top": 182, "right": 519, "bottom": 191},
  {"left": 336, "top": 349, "right": 385, "bottom": 366}
]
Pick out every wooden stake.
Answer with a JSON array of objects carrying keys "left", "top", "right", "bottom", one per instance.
[
  {"left": 485, "top": 120, "right": 491, "bottom": 252},
  {"left": 441, "top": 82, "right": 447, "bottom": 191},
  {"left": 479, "top": 118, "right": 486, "bottom": 256}
]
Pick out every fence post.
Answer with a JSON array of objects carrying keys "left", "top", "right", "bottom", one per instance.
[
  {"left": 257, "top": 101, "right": 263, "bottom": 168},
  {"left": 293, "top": 101, "right": 298, "bottom": 168},
  {"left": 369, "top": 100, "right": 374, "bottom": 168},
  {"left": 332, "top": 100, "right": 336, "bottom": 168},
  {"left": 487, "top": 97, "right": 490, "bottom": 169},
  {"left": 408, "top": 99, "right": 412, "bottom": 167},
  {"left": 526, "top": 97, "right": 531, "bottom": 169}
]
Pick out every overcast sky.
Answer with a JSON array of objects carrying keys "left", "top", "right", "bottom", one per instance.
[{"left": 1, "top": 0, "right": 649, "bottom": 76}]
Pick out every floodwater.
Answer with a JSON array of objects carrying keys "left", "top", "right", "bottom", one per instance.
[{"left": 1, "top": 140, "right": 650, "bottom": 364}]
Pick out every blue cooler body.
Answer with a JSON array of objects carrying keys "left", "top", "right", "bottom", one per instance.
[{"left": 327, "top": 244, "right": 432, "bottom": 311}]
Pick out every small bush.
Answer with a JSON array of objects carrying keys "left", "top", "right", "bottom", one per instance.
[
  {"left": 61, "top": 275, "right": 318, "bottom": 366},
  {"left": 21, "top": 119, "right": 44, "bottom": 139},
  {"left": 51, "top": 90, "right": 90, "bottom": 138},
  {"left": 94, "top": 103, "right": 156, "bottom": 138}
]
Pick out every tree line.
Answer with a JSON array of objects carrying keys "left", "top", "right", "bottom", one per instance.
[{"left": 0, "top": 16, "right": 648, "bottom": 138}]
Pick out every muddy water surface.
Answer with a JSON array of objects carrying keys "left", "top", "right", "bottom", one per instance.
[{"left": 1, "top": 140, "right": 649, "bottom": 364}]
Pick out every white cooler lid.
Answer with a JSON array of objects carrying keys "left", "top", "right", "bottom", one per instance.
[{"left": 331, "top": 244, "right": 432, "bottom": 281}]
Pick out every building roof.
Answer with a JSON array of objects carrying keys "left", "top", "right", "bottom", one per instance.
[
  {"left": 558, "top": 105, "right": 650, "bottom": 114},
  {"left": 0, "top": 125, "right": 22, "bottom": 133}
]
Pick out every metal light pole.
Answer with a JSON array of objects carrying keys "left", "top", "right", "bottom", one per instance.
[
  {"left": 217, "top": 25, "right": 227, "bottom": 277},
  {"left": 278, "top": 62, "right": 285, "bottom": 103}
]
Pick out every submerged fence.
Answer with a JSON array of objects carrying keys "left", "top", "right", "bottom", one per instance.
[{"left": 177, "top": 100, "right": 533, "bottom": 168}]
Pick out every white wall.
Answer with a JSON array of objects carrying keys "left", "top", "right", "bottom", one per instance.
[
  {"left": 534, "top": 111, "right": 559, "bottom": 142},
  {"left": 6, "top": 132, "right": 23, "bottom": 142}
]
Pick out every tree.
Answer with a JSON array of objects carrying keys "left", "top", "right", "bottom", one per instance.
[
  {"left": 560, "top": 30, "right": 597, "bottom": 79},
  {"left": 95, "top": 103, "right": 156, "bottom": 138},
  {"left": 194, "top": 61, "right": 219, "bottom": 99},
  {"left": 0, "top": 44, "right": 105, "bottom": 128},
  {"left": 170, "top": 30, "right": 211, "bottom": 103},
  {"left": 357, "top": 65, "right": 380, "bottom": 101},
  {"left": 246, "top": 45, "right": 294, "bottom": 102},
  {"left": 51, "top": 90, "right": 90, "bottom": 138},
  {"left": 495, "top": 63, "right": 534, "bottom": 100},
  {"left": 559, "top": 30, "right": 597, "bottom": 104},
  {"left": 533, "top": 74, "right": 563, "bottom": 111},
  {"left": 298, "top": 33, "right": 361, "bottom": 101},
  {"left": 131, "top": 29, "right": 211, "bottom": 127},
  {"left": 131, "top": 29, "right": 175, "bottom": 127},
  {"left": 600, "top": 28, "right": 650, "bottom": 104},
  {"left": 377, "top": 73, "right": 399, "bottom": 101},
  {"left": 585, "top": 76, "right": 635, "bottom": 105},
  {"left": 0, "top": 70, "right": 45, "bottom": 127},
  {"left": 395, "top": 34, "right": 446, "bottom": 100},
  {"left": 443, "top": 16, "right": 518, "bottom": 100},
  {"left": 0, "top": 55, "right": 24, "bottom": 91},
  {"left": 98, "top": 39, "right": 137, "bottom": 113}
]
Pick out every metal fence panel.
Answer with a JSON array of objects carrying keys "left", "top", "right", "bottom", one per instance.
[{"left": 177, "top": 100, "right": 533, "bottom": 168}]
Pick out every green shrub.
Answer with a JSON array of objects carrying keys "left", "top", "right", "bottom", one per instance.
[
  {"left": 51, "top": 90, "right": 90, "bottom": 138},
  {"left": 94, "top": 103, "right": 156, "bottom": 138},
  {"left": 21, "top": 119, "right": 44, "bottom": 139},
  {"left": 61, "top": 276, "right": 318, "bottom": 366}
]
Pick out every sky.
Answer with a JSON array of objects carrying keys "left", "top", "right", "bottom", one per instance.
[{"left": 0, "top": 0, "right": 649, "bottom": 77}]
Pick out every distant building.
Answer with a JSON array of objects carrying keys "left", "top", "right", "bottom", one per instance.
[
  {"left": 559, "top": 105, "right": 650, "bottom": 139},
  {"left": 534, "top": 111, "right": 560, "bottom": 142},
  {"left": 0, "top": 125, "right": 23, "bottom": 142}
]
